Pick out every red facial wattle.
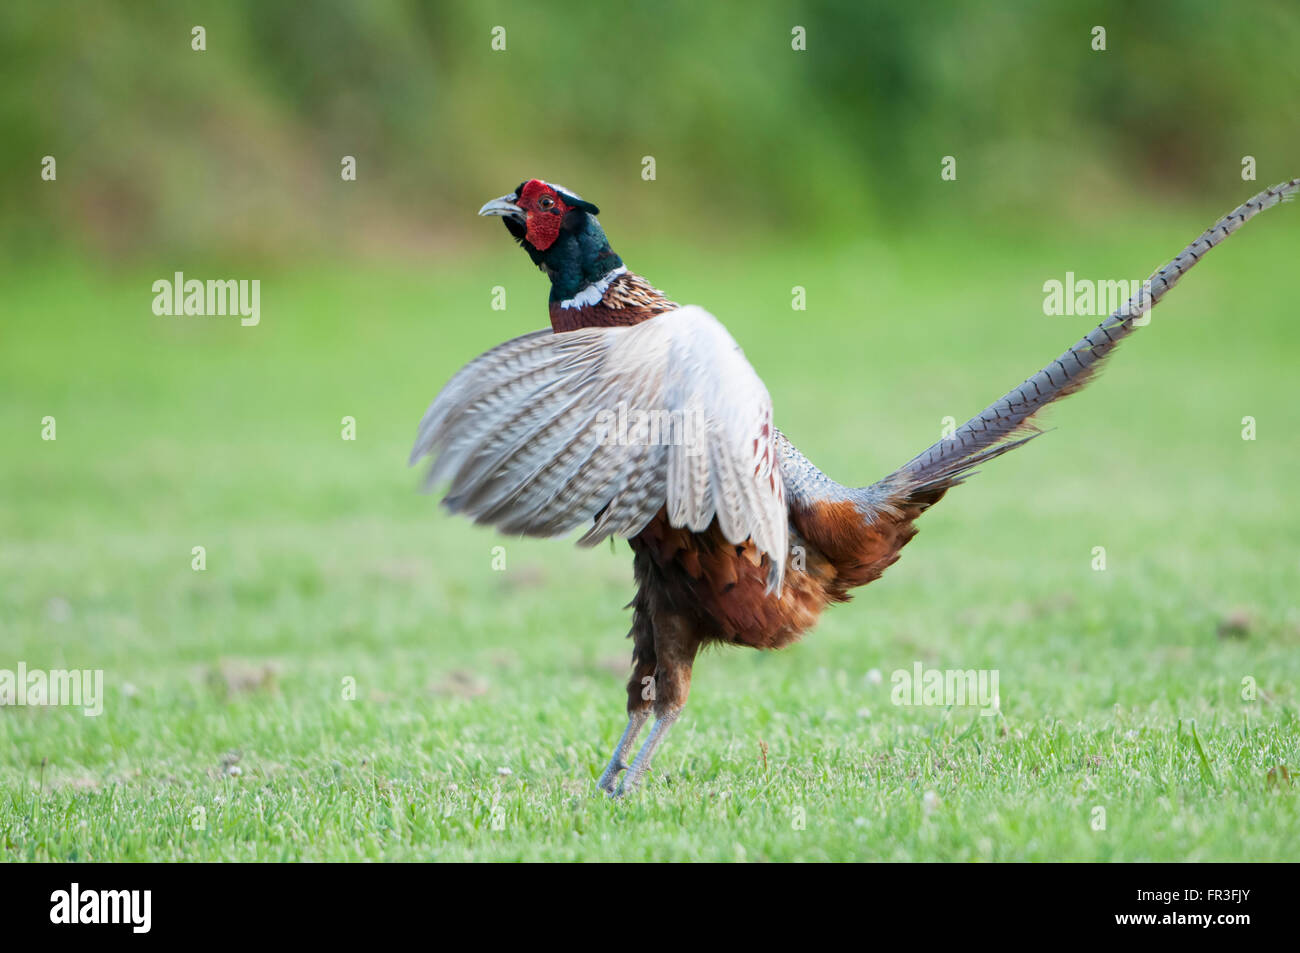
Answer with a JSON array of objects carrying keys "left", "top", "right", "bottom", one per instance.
[{"left": 519, "top": 179, "right": 569, "bottom": 251}]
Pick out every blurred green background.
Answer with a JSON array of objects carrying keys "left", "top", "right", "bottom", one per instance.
[
  {"left": 4, "top": 0, "right": 1299, "bottom": 261},
  {"left": 1, "top": 1, "right": 1298, "bottom": 860}
]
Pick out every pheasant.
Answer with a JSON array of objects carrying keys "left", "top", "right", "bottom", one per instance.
[{"left": 411, "top": 177, "right": 1298, "bottom": 796}]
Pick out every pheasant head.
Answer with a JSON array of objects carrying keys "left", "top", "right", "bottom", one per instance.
[
  {"left": 479, "top": 180, "right": 621, "bottom": 299},
  {"left": 479, "top": 179, "right": 676, "bottom": 330}
]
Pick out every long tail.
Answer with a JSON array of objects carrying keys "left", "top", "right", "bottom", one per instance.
[{"left": 875, "top": 178, "right": 1298, "bottom": 503}]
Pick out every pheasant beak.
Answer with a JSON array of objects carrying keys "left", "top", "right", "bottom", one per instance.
[{"left": 478, "top": 194, "right": 525, "bottom": 223}]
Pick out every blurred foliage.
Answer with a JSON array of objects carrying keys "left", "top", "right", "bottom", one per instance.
[{"left": 1, "top": 0, "right": 1298, "bottom": 261}]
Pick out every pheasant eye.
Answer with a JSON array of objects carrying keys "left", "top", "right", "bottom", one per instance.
[{"left": 538, "top": 195, "right": 555, "bottom": 210}]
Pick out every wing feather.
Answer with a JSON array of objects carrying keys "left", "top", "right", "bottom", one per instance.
[{"left": 410, "top": 306, "right": 788, "bottom": 590}]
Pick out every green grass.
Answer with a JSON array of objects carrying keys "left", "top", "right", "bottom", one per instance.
[{"left": 2, "top": 214, "right": 1299, "bottom": 860}]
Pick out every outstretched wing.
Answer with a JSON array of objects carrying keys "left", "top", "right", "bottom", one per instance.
[{"left": 410, "top": 305, "right": 788, "bottom": 590}]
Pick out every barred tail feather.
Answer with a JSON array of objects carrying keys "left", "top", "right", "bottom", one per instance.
[{"left": 880, "top": 178, "right": 1299, "bottom": 501}]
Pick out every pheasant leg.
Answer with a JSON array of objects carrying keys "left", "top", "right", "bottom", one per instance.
[
  {"left": 597, "top": 710, "right": 650, "bottom": 793},
  {"left": 613, "top": 707, "right": 680, "bottom": 797}
]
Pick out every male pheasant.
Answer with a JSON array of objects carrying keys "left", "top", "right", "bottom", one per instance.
[{"left": 411, "top": 177, "right": 1298, "bottom": 796}]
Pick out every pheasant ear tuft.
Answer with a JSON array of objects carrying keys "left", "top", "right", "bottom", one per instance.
[{"left": 556, "top": 189, "right": 599, "bottom": 216}]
